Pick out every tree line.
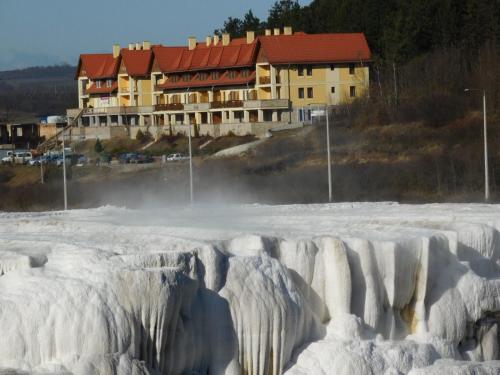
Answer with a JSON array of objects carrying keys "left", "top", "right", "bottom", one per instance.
[{"left": 217, "top": 0, "right": 500, "bottom": 64}]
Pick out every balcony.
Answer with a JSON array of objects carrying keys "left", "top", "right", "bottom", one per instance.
[
  {"left": 259, "top": 76, "right": 271, "bottom": 85},
  {"left": 211, "top": 100, "right": 243, "bottom": 109},
  {"left": 154, "top": 103, "right": 184, "bottom": 111},
  {"left": 184, "top": 102, "right": 210, "bottom": 111},
  {"left": 80, "top": 106, "right": 154, "bottom": 115},
  {"left": 244, "top": 99, "right": 289, "bottom": 109}
]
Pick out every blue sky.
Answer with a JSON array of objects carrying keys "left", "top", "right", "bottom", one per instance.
[{"left": 0, "top": 0, "right": 311, "bottom": 71}]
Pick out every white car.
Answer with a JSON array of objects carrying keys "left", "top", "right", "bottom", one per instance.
[
  {"left": 13, "top": 152, "right": 33, "bottom": 165},
  {"left": 1, "top": 151, "right": 14, "bottom": 164},
  {"left": 166, "top": 153, "right": 189, "bottom": 161}
]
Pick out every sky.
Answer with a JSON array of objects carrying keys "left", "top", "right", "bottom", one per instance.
[{"left": 0, "top": 0, "right": 311, "bottom": 71}]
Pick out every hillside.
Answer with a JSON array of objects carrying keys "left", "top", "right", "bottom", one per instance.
[
  {"left": 0, "top": 64, "right": 77, "bottom": 122},
  {"left": 1, "top": 109, "right": 498, "bottom": 211}
]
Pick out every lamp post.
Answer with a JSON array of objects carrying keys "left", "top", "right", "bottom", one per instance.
[
  {"left": 325, "top": 105, "right": 332, "bottom": 202},
  {"left": 61, "top": 129, "right": 68, "bottom": 210},
  {"left": 186, "top": 88, "right": 193, "bottom": 205},
  {"left": 465, "top": 88, "right": 489, "bottom": 202},
  {"left": 310, "top": 104, "right": 333, "bottom": 202}
]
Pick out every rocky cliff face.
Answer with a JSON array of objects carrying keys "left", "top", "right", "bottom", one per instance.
[{"left": 1, "top": 203, "right": 500, "bottom": 375}]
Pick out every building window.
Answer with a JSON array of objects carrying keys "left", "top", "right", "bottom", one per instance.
[
  {"left": 96, "top": 80, "right": 101, "bottom": 88},
  {"left": 170, "top": 75, "right": 179, "bottom": 83},
  {"left": 350, "top": 86, "right": 356, "bottom": 97},
  {"left": 199, "top": 73, "right": 208, "bottom": 81},
  {"left": 298, "top": 65, "right": 304, "bottom": 77},
  {"left": 106, "top": 79, "right": 112, "bottom": 88},
  {"left": 306, "top": 66, "right": 313, "bottom": 76},
  {"left": 241, "top": 69, "right": 250, "bottom": 78},
  {"left": 298, "top": 87, "right": 304, "bottom": 98},
  {"left": 349, "top": 64, "right": 355, "bottom": 75},
  {"left": 307, "top": 87, "right": 314, "bottom": 98},
  {"left": 228, "top": 70, "right": 237, "bottom": 79},
  {"left": 183, "top": 74, "right": 190, "bottom": 82},
  {"left": 229, "top": 91, "right": 239, "bottom": 100},
  {"left": 331, "top": 86, "right": 335, "bottom": 94},
  {"left": 212, "top": 71, "right": 220, "bottom": 80}
]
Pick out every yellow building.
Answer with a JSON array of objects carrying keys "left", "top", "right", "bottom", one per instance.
[{"left": 68, "top": 27, "right": 371, "bottom": 137}]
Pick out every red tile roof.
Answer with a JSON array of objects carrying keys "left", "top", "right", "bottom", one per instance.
[
  {"left": 153, "top": 38, "right": 258, "bottom": 73},
  {"left": 258, "top": 33, "right": 371, "bottom": 64},
  {"left": 120, "top": 49, "right": 153, "bottom": 77},
  {"left": 78, "top": 54, "right": 120, "bottom": 79},
  {"left": 156, "top": 70, "right": 256, "bottom": 90},
  {"left": 86, "top": 81, "right": 118, "bottom": 94}
]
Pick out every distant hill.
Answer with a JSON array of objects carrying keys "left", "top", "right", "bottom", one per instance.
[
  {"left": 0, "top": 64, "right": 76, "bottom": 81},
  {"left": 0, "top": 64, "right": 78, "bottom": 122}
]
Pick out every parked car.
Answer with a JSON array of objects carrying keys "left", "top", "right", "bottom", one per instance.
[
  {"left": 119, "top": 153, "right": 138, "bottom": 164},
  {"left": 76, "top": 155, "right": 88, "bottom": 166},
  {"left": 129, "top": 153, "right": 154, "bottom": 164},
  {"left": 13, "top": 151, "right": 33, "bottom": 165},
  {"left": 1, "top": 151, "right": 14, "bottom": 164},
  {"left": 28, "top": 156, "right": 49, "bottom": 166},
  {"left": 166, "top": 153, "right": 189, "bottom": 161}
]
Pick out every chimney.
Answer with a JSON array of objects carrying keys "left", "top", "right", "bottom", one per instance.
[
  {"left": 284, "top": 26, "right": 293, "bottom": 35},
  {"left": 188, "top": 36, "right": 197, "bottom": 50},
  {"left": 206, "top": 36, "right": 212, "bottom": 47},
  {"left": 274, "top": 28, "right": 281, "bottom": 36},
  {"left": 213, "top": 35, "right": 220, "bottom": 46},
  {"left": 265, "top": 29, "right": 272, "bottom": 36},
  {"left": 136, "top": 42, "right": 142, "bottom": 50},
  {"left": 128, "top": 43, "right": 135, "bottom": 50},
  {"left": 246, "top": 31, "right": 255, "bottom": 44},
  {"left": 143, "top": 41, "right": 151, "bottom": 50},
  {"left": 112, "top": 44, "right": 120, "bottom": 58},
  {"left": 222, "top": 33, "right": 230, "bottom": 46}
]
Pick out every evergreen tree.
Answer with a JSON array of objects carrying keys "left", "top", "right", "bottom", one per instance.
[{"left": 94, "top": 138, "right": 103, "bottom": 154}]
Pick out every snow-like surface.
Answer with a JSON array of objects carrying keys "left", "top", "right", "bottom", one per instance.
[{"left": 1, "top": 203, "right": 500, "bottom": 374}]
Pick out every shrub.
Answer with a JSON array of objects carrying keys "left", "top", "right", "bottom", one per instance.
[{"left": 94, "top": 138, "right": 103, "bottom": 154}]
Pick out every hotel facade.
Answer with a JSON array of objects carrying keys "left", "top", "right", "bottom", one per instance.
[{"left": 67, "top": 27, "right": 371, "bottom": 139}]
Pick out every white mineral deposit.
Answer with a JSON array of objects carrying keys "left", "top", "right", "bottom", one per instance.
[{"left": 1, "top": 203, "right": 500, "bottom": 374}]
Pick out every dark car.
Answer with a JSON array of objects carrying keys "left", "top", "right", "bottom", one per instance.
[
  {"left": 131, "top": 153, "right": 154, "bottom": 164},
  {"left": 119, "top": 153, "right": 138, "bottom": 164}
]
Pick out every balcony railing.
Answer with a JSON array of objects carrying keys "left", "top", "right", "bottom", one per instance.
[
  {"left": 211, "top": 100, "right": 243, "bottom": 109},
  {"left": 155, "top": 103, "right": 184, "bottom": 111}
]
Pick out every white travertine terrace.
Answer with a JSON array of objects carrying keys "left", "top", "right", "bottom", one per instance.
[{"left": 1, "top": 203, "right": 500, "bottom": 374}]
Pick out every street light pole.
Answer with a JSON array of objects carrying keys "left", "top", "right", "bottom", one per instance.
[
  {"left": 186, "top": 88, "right": 193, "bottom": 205},
  {"left": 325, "top": 105, "right": 332, "bottom": 202},
  {"left": 483, "top": 90, "right": 490, "bottom": 201},
  {"left": 61, "top": 130, "right": 68, "bottom": 210},
  {"left": 465, "top": 88, "right": 490, "bottom": 202}
]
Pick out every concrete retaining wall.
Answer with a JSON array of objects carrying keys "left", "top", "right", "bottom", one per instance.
[{"left": 66, "top": 121, "right": 299, "bottom": 141}]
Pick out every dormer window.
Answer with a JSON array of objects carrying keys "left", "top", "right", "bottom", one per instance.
[
  {"left": 170, "top": 75, "right": 179, "bottom": 83},
  {"left": 182, "top": 74, "right": 190, "bottom": 82},
  {"left": 241, "top": 69, "right": 250, "bottom": 78},
  {"left": 212, "top": 71, "right": 220, "bottom": 80},
  {"left": 106, "top": 79, "right": 112, "bottom": 88},
  {"left": 199, "top": 73, "right": 208, "bottom": 81},
  {"left": 96, "top": 80, "right": 102, "bottom": 88},
  {"left": 228, "top": 70, "right": 237, "bottom": 79}
]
